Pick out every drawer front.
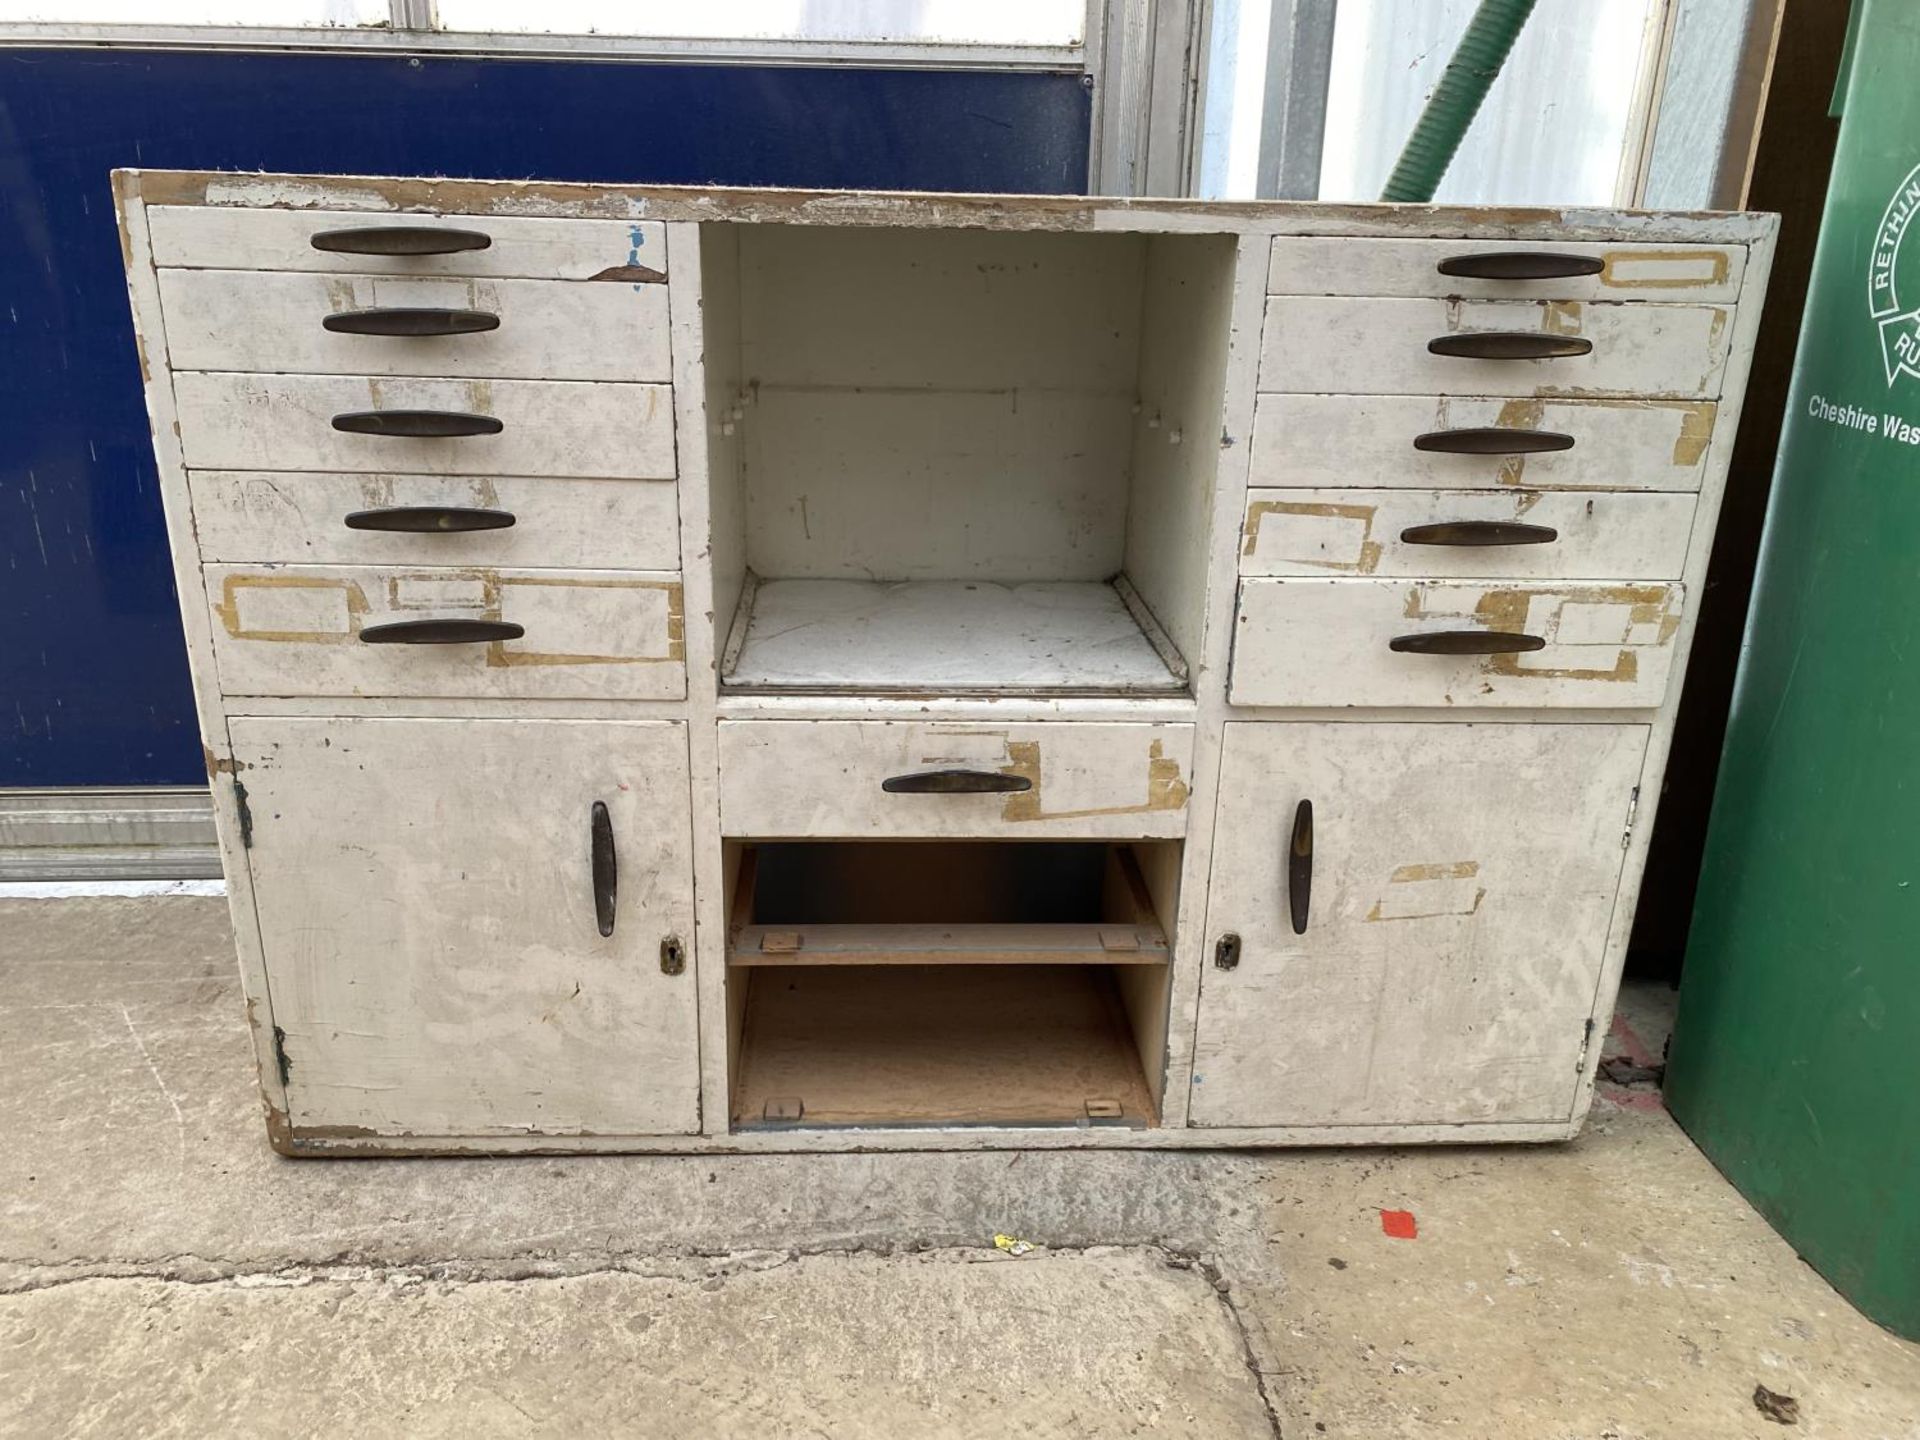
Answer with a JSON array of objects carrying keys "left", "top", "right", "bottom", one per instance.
[
  {"left": 189, "top": 472, "right": 681, "bottom": 570},
  {"left": 1259, "top": 297, "right": 1732, "bottom": 398},
  {"left": 148, "top": 206, "right": 665, "bottom": 280},
  {"left": 206, "top": 564, "right": 685, "bottom": 700},
  {"left": 173, "top": 373, "right": 675, "bottom": 479},
  {"left": 718, "top": 721, "right": 1195, "bottom": 838},
  {"left": 1241, "top": 489, "right": 1696, "bottom": 580},
  {"left": 1230, "top": 578, "right": 1684, "bottom": 709},
  {"left": 158, "top": 269, "right": 670, "bottom": 382},
  {"left": 1268, "top": 238, "right": 1744, "bottom": 303},
  {"left": 1248, "top": 394, "right": 1717, "bottom": 491}
]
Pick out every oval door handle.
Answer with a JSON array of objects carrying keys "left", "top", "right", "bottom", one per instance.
[
  {"left": 357, "top": 618, "right": 524, "bottom": 645},
  {"left": 331, "top": 410, "right": 503, "bottom": 438},
  {"left": 344, "top": 506, "right": 517, "bottom": 533},
  {"left": 1428, "top": 333, "right": 1593, "bottom": 360},
  {"left": 322, "top": 308, "right": 501, "bottom": 337},
  {"left": 590, "top": 801, "right": 617, "bottom": 938},
  {"left": 1400, "top": 521, "right": 1559, "bottom": 547},
  {"left": 1389, "top": 630, "right": 1547, "bottom": 655},
  {"left": 1412, "top": 427, "right": 1574, "bottom": 454},
  {"left": 1436, "top": 251, "right": 1604, "bottom": 280},
  {"left": 880, "top": 769, "right": 1034, "bottom": 794},
  {"left": 1288, "top": 799, "right": 1313, "bottom": 936},
  {"left": 310, "top": 225, "right": 492, "bottom": 256}
]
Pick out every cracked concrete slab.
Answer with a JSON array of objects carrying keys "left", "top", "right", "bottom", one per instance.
[
  {"left": 0, "top": 1249, "right": 1277, "bottom": 1439},
  {"left": 6, "top": 894, "right": 1920, "bottom": 1439},
  {"left": 0, "top": 899, "right": 1253, "bottom": 1283}
]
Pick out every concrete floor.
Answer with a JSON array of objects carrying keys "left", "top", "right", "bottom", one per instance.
[{"left": 3, "top": 896, "right": 1917, "bottom": 1438}]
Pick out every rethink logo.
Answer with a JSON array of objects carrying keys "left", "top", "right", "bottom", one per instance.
[{"left": 1870, "top": 161, "right": 1920, "bottom": 387}]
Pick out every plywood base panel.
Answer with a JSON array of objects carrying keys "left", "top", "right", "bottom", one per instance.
[{"left": 731, "top": 966, "right": 1159, "bottom": 1130}]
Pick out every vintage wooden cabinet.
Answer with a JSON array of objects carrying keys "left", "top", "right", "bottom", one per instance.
[{"left": 113, "top": 170, "right": 1774, "bottom": 1154}]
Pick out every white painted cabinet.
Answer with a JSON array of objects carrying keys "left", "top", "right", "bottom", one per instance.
[
  {"left": 229, "top": 717, "right": 700, "bottom": 1138},
  {"left": 1190, "top": 723, "right": 1646, "bottom": 1128},
  {"left": 115, "top": 169, "right": 1774, "bottom": 1154}
]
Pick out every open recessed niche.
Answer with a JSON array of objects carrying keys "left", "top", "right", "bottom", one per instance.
[{"left": 699, "top": 223, "right": 1237, "bottom": 696}]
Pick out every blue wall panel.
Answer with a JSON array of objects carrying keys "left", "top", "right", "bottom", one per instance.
[{"left": 0, "top": 48, "right": 1089, "bottom": 785}]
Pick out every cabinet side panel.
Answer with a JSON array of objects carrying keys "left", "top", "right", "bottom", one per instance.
[
  {"left": 114, "top": 173, "right": 291, "bottom": 1141},
  {"left": 700, "top": 223, "right": 750, "bottom": 639},
  {"left": 1569, "top": 223, "right": 1780, "bottom": 1129},
  {"left": 671, "top": 220, "right": 730, "bottom": 1134},
  {"left": 1123, "top": 234, "right": 1240, "bottom": 664}
]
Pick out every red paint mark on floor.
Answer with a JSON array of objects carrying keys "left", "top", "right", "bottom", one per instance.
[
  {"left": 1609, "top": 1012, "right": 1659, "bottom": 1068},
  {"left": 1599, "top": 1012, "right": 1668, "bottom": 1110},
  {"left": 1380, "top": 1209, "right": 1418, "bottom": 1240}
]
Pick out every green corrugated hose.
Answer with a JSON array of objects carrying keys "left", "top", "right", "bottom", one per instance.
[{"left": 1379, "top": 0, "right": 1540, "bottom": 202}]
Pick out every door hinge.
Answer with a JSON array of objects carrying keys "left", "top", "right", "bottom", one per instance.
[
  {"left": 1621, "top": 784, "right": 1640, "bottom": 851},
  {"left": 1575, "top": 1017, "right": 1597, "bottom": 1072},
  {"left": 233, "top": 778, "right": 254, "bottom": 849},
  {"left": 271, "top": 1024, "right": 292, "bottom": 1088}
]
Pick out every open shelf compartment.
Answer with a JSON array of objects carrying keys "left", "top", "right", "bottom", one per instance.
[
  {"left": 701, "top": 223, "right": 1237, "bottom": 697},
  {"left": 725, "top": 840, "right": 1178, "bottom": 1130}
]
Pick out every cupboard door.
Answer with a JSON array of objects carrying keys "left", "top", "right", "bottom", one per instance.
[
  {"left": 230, "top": 717, "right": 699, "bottom": 1138},
  {"left": 1190, "top": 722, "right": 1647, "bottom": 1129}
]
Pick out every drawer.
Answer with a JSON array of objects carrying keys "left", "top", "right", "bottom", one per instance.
[
  {"left": 148, "top": 206, "right": 665, "bottom": 280},
  {"left": 157, "top": 270, "right": 670, "bottom": 382},
  {"left": 1241, "top": 489, "right": 1696, "bottom": 580},
  {"left": 1268, "top": 238, "right": 1744, "bottom": 303},
  {"left": 205, "top": 564, "right": 685, "bottom": 700},
  {"left": 718, "top": 721, "right": 1195, "bottom": 838},
  {"left": 1249, "top": 394, "right": 1718, "bottom": 491},
  {"left": 173, "top": 373, "right": 675, "bottom": 479},
  {"left": 1230, "top": 578, "right": 1684, "bottom": 709},
  {"left": 1259, "top": 297, "right": 1733, "bottom": 398},
  {"left": 188, "top": 472, "right": 681, "bottom": 570}
]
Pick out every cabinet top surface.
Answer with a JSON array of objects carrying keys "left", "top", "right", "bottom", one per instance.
[{"left": 113, "top": 169, "right": 1776, "bottom": 244}]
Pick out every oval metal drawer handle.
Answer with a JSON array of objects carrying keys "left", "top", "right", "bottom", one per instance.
[
  {"left": 1389, "top": 630, "right": 1546, "bottom": 655},
  {"left": 358, "top": 618, "right": 524, "bottom": 645},
  {"left": 1436, "top": 251, "right": 1604, "bottom": 280},
  {"left": 1400, "top": 521, "right": 1559, "bottom": 547},
  {"left": 310, "top": 225, "right": 492, "bottom": 256},
  {"left": 343, "top": 506, "right": 517, "bottom": 533},
  {"left": 880, "top": 769, "right": 1033, "bottom": 795},
  {"left": 322, "top": 308, "right": 501, "bottom": 337},
  {"left": 1428, "top": 333, "right": 1594, "bottom": 361},
  {"left": 590, "top": 800, "right": 617, "bottom": 938},
  {"left": 331, "top": 410, "right": 503, "bottom": 438},
  {"left": 1287, "top": 799, "right": 1313, "bottom": 936},
  {"left": 1413, "top": 427, "right": 1574, "bottom": 454}
]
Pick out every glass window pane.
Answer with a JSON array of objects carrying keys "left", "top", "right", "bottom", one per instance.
[
  {"left": 1, "top": 1, "right": 388, "bottom": 22},
  {"left": 1319, "top": 0, "right": 1660, "bottom": 206},
  {"left": 433, "top": 0, "right": 1085, "bottom": 46}
]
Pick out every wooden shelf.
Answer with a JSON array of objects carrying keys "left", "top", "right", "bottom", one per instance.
[
  {"left": 720, "top": 576, "right": 1187, "bottom": 696},
  {"left": 732, "top": 921, "right": 1168, "bottom": 966},
  {"left": 730, "top": 965, "right": 1159, "bottom": 1130},
  {"left": 727, "top": 844, "right": 1172, "bottom": 967}
]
